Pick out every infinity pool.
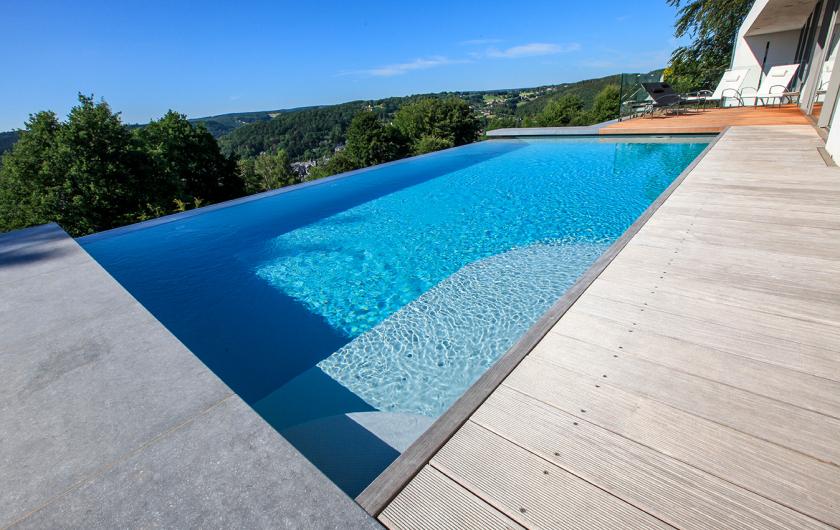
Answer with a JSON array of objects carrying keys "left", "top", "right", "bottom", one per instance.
[{"left": 80, "top": 136, "right": 708, "bottom": 495}]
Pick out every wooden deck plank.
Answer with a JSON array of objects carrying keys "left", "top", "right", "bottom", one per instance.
[
  {"left": 612, "top": 245, "right": 840, "bottom": 302},
  {"left": 600, "top": 106, "right": 811, "bottom": 135},
  {"left": 600, "top": 247, "right": 840, "bottom": 330},
  {"left": 431, "top": 422, "right": 668, "bottom": 529},
  {"left": 379, "top": 466, "right": 522, "bottom": 530},
  {"left": 530, "top": 330, "right": 840, "bottom": 461},
  {"left": 656, "top": 204, "right": 840, "bottom": 231},
  {"left": 583, "top": 277, "right": 840, "bottom": 352},
  {"left": 474, "top": 387, "right": 829, "bottom": 530},
  {"left": 618, "top": 237, "right": 840, "bottom": 287},
  {"left": 381, "top": 126, "right": 840, "bottom": 527},
  {"left": 503, "top": 361, "right": 840, "bottom": 526},
  {"left": 572, "top": 292, "right": 840, "bottom": 378},
  {"left": 548, "top": 310, "right": 840, "bottom": 420}
]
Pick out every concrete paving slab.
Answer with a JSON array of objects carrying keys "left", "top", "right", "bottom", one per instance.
[
  {"left": 11, "top": 397, "right": 379, "bottom": 530},
  {"left": 0, "top": 224, "right": 378, "bottom": 528}
]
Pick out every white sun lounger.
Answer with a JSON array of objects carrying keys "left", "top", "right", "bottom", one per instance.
[
  {"left": 682, "top": 68, "right": 752, "bottom": 107},
  {"left": 749, "top": 64, "right": 800, "bottom": 106}
]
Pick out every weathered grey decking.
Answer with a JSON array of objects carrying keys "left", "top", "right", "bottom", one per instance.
[
  {"left": 380, "top": 125, "right": 840, "bottom": 529},
  {"left": 0, "top": 224, "right": 379, "bottom": 529}
]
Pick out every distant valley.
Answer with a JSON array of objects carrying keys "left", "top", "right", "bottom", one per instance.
[{"left": 1, "top": 70, "right": 661, "bottom": 163}]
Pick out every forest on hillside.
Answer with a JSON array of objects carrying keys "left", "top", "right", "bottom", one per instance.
[{"left": 203, "top": 72, "right": 651, "bottom": 163}]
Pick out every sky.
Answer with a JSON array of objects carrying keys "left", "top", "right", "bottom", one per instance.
[{"left": 0, "top": 0, "right": 684, "bottom": 131}]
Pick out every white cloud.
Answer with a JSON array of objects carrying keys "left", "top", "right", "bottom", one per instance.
[
  {"left": 338, "top": 41, "right": 581, "bottom": 79},
  {"left": 459, "top": 38, "right": 502, "bottom": 46},
  {"left": 342, "top": 56, "right": 466, "bottom": 77},
  {"left": 486, "top": 42, "right": 581, "bottom": 59}
]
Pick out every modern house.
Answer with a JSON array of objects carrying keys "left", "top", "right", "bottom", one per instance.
[
  {"left": 731, "top": 0, "right": 840, "bottom": 151},
  {"left": 1, "top": 3, "right": 839, "bottom": 529}
]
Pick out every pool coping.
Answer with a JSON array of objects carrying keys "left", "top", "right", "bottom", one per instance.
[{"left": 355, "top": 127, "right": 727, "bottom": 516}]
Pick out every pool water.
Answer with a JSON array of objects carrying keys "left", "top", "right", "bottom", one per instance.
[{"left": 80, "top": 137, "right": 708, "bottom": 495}]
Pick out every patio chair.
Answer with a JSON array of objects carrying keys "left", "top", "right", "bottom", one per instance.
[
  {"left": 683, "top": 68, "right": 752, "bottom": 107},
  {"left": 640, "top": 82, "right": 685, "bottom": 116},
  {"left": 746, "top": 64, "right": 800, "bottom": 106}
]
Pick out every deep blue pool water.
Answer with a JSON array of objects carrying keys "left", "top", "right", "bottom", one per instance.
[{"left": 80, "top": 137, "right": 708, "bottom": 495}]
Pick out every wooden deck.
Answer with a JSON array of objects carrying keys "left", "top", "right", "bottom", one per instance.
[
  {"left": 379, "top": 125, "right": 840, "bottom": 529},
  {"left": 600, "top": 105, "right": 811, "bottom": 134}
]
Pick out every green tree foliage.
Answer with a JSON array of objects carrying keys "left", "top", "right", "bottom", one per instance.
[
  {"left": 0, "top": 97, "right": 142, "bottom": 235},
  {"left": 414, "top": 135, "right": 454, "bottom": 154},
  {"left": 589, "top": 84, "right": 621, "bottom": 123},
  {"left": 513, "top": 75, "right": 623, "bottom": 118},
  {"left": 532, "top": 94, "right": 586, "bottom": 127},
  {"left": 237, "top": 148, "right": 297, "bottom": 193},
  {"left": 218, "top": 103, "right": 366, "bottom": 161},
  {"left": 305, "top": 99, "right": 481, "bottom": 180},
  {"left": 664, "top": 0, "right": 752, "bottom": 92},
  {"left": 485, "top": 115, "right": 521, "bottom": 131},
  {"left": 344, "top": 111, "right": 407, "bottom": 167},
  {"left": 524, "top": 84, "right": 620, "bottom": 127},
  {"left": 135, "top": 110, "right": 242, "bottom": 205},
  {"left": 392, "top": 97, "right": 482, "bottom": 153},
  {"left": 305, "top": 152, "right": 359, "bottom": 181},
  {"left": 0, "top": 95, "right": 241, "bottom": 236}
]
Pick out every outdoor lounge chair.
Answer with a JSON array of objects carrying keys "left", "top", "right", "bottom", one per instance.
[
  {"left": 683, "top": 68, "right": 751, "bottom": 107},
  {"left": 746, "top": 64, "right": 800, "bottom": 106},
  {"left": 640, "top": 82, "right": 685, "bottom": 115}
]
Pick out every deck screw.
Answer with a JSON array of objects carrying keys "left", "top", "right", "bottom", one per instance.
[
  {"left": 543, "top": 470, "right": 549, "bottom": 475},
  {"left": 554, "top": 451, "right": 560, "bottom": 456},
  {"left": 602, "top": 374, "right": 608, "bottom": 378},
  {"left": 520, "top": 507, "right": 527, "bottom": 513},
  {"left": 618, "top": 346, "right": 623, "bottom": 349},
  {"left": 595, "top": 384, "right": 600, "bottom": 388},
  {"left": 613, "top": 354, "right": 618, "bottom": 358},
  {"left": 573, "top": 422, "right": 578, "bottom": 426},
  {"left": 580, "top": 409, "right": 586, "bottom": 413}
]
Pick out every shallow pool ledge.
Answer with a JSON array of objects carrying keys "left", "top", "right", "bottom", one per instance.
[{"left": 0, "top": 223, "right": 379, "bottom": 528}]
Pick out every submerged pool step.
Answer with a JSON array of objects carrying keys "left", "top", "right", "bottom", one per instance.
[{"left": 317, "top": 241, "right": 609, "bottom": 418}]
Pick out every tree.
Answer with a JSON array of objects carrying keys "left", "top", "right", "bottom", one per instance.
[
  {"left": 344, "top": 111, "right": 407, "bottom": 167},
  {"left": 0, "top": 111, "right": 64, "bottom": 232},
  {"left": 486, "top": 115, "right": 520, "bottom": 131},
  {"left": 0, "top": 95, "right": 143, "bottom": 235},
  {"left": 589, "top": 84, "right": 621, "bottom": 123},
  {"left": 0, "top": 95, "right": 243, "bottom": 236},
  {"left": 134, "top": 110, "right": 242, "bottom": 205},
  {"left": 664, "top": 0, "right": 753, "bottom": 92},
  {"left": 535, "top": 94, "right": 585, "bottom": 127},
  {"left": 414, "top": 135, "right": 454, "bottom": 154},
  {"left": 305, "top": 151, "right": 359, "bottom": 181},
  {"left": 238, "top": 148, "right": 297, "bottom": 193},
  {"left": 393, "top": 97, "right": 482, "bottom": 153}
]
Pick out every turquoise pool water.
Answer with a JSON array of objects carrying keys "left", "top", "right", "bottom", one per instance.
[{"left": 80, "top": 137, "right": 708, "bottom": 495}]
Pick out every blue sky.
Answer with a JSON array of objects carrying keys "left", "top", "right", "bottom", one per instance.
[{"left": 0, "top": 0, "right": 683, "bottom": 130}]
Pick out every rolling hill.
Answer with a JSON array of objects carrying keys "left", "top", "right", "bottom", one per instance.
[{"left": 0, "top": 69, "right": 662, "bottom": 161}]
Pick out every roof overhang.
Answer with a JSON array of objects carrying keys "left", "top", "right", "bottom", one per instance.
[{"left": 745, "top": 0, "right": 819, "bottom": 36}]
